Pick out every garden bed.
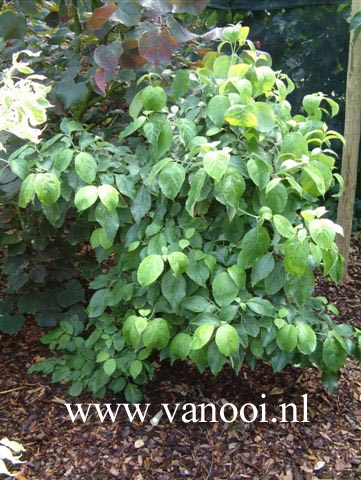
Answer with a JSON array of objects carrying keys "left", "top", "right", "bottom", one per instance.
[{"left": 1, "top": 238, "right": 361, "bottom": 480}]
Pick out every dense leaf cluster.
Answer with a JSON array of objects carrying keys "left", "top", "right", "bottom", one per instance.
[{"left": 4, "top": 27, "right": 356, "bottom": 400}]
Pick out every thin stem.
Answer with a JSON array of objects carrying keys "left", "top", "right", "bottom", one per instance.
[
  {"left": 71, "top": 0, "right": 82, "bottom": 35},
  {"left": 238, "top": 207, "right": 258, "bottom": 219}
]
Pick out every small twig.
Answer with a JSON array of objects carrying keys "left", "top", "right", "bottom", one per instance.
[{"left": 0, "top": 384, "right": 40, "bottom": 395}]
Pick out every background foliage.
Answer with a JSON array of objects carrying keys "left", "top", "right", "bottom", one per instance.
[{"left": 205, "top": 0, "right": 361, "bottom": 229}]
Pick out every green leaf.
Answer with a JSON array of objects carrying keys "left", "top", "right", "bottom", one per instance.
[
  {"left": 186, "top": 169, "right": 207, "bottom": 216},
  {"left": 309, "top": 219, "right": 335, "bottom": 249},
  {"left": 57, "top": 279, "right": 85, "bottom": 308},
  {"left": 172, "top": 70, "right": 190, "bottom": 98},
  {"left": 90, "top": 228, "right": 113, "bottom": 249},
  {"left": 95, "top": 204, "right": 119, "bottom": 242},
  {"left": 141, "top": 86, "right": 167, "bottom": 112},
  {"left": 251, "top": 253, "right": 275, "bottom": 286},
  {"left": 280, "top": 132, "right": 308, "bottom": 159},
  {"left": 129, "top": 91, "right": 143, "bottom": 119},
  {"left": 119, "top": 116, "right": 146, "bottom": 141},
  {"left": 131, "top": 185, "right": 151, "bottom": 224},
  {"left": 69, "top": 381, "right": 83, "bottom": 396},
  {"left": 130, "top": 360, "right": 142, "bottom": 379},
  {"left": 303, "top": 94, "right": 321, "bottom": 116},
  {"left": 207, "top": 341, "right": 227, "bottom": 375},
  {"left": 98, "top": 184, "right": 119, "bottom": 211},
  {"left": 34, "top": 173, "right": 61, "bottom": 205},
  {"left": 239, "top": 226, "right": 270, "bottom": 268},
  {"left": 103, "top": 358, "right": 117, "bottom": 376},
  {"left": 253, "top": 102, "right": 276, "bottom": 133},
  {"left": 215, "top": 324, "right": 239, "bottom": 356},
  {"left": 74, "top": 186, "right": 98, "bottom": 211},
  {"left": 19, "top": 173, "right": 35, "bottom": 208},
  {"left": 225, "top": 104, "right": 257, "bottom": 128},
  {"left": 88, "top": 369, "right": 109, "bottom": 394},
  {"left": 0, "top": 314, "right": 25, "bottom": 334},
  {"left": 170, "top": 333, "right": 192, "bottom": 360},
  {"left": 302, "top": 164, "right": 326, "bottom": 196},
  {"left": 321, "top": 372, "right": 339, "bottom": 394},
  {"left": 181, "top": 296, "right": 211, "bottom": 313},
  {"left": 255, "top": 66, "right": 276, "bottom": 92},
  {"left": 53, "top": 148, "right": 74, "bottom": 174},
  {"left": 208, "top": 95, "right": 230, "bottom": 127},
  {"left": 247, "top": 297, "right": 275, "bottom": 317},
  {"left": 88, "top": 289, "right": 107, "bottom": 317},
  {"left": 177, "top": 118, "right": 196, "bottom": 147},
  {"left": 56, "top": 79, "right": 89, "bottom": 110},
  {"left": 212, "top": 272, "right": 238, "bottom": 307},
  {"left": 296, "top": 323, "right": 317, "bottom": 355},
  {"left": 322, "top": 336, "right": 346, "bottom": 372},
  {"left": 223, "top": 25, "right": 249, "bottom": 44},
  {"left": 124, "top": 383, "right": 143, "bottom": 403},
  {"left": 75, "top": 152, "right": 97, "bottom": 184},
  {"left": 11, "top": 157, "right": 29, "bottom": 179},
  {"left": 191, "top": 323, "right": 215, "bottom": 350},
  {"left": 213, "top": 55, "right": 231, "bottom": 78},
  {"left": 285, "top": 270, "right": 315, "bottom": 306},
  {"left": 276, "top": 324, "right": 298, "bottom": 352},
  {"left": 228, "top": 264, "right": 246, "bottom": 289},
  {"left": 158, "top": 162, "right": 185, "bottom": 199},
  {"left": 203, "top": 150, "right": 229, "bottom": 182},
  {"left": 115, "top": 174, "right": 135, "bottom": 199},
  {"left": 137, "top": 254, "right": 164, "bottom": 287},
  {"left": 273, "top": 214, "right": 294, "bottom": 239},
  {"left": 222, "top": 167, "right": 246, "bottom": 209},
  {"left": 123, "top": 315, "right": 147, "bottom": 347},
  {"left": 168, "top": 251, "right": 189, "bottom": 275},
  {"left": 271, "top": 350, "right": 292, "bottom": 372},
  {"left": 284, "top": 238, "right": 309, "bottom": 277},
  {"left": 261, "top": 182, "right": 288, "bottom": 213},
  {"left": 231, "top": 78, "right": 252, "bottom": 102},
  {"left": 161, "top": 270, "right": 186, "bottom": 309},
  {"left": 247, "top": 156, "right": 272, "bottom": 189},
  {"left": 143, "top": 318, "right": 170, "bottom": 349},
  {"left": 0, "top": 12, "right": 27, "bottom": 40}
]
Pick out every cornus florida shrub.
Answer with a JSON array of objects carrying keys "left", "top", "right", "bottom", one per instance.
[{"left": 15, "top": 25, "right": 360, "bottom": 401}]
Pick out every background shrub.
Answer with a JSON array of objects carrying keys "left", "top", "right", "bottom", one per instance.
[{"left": 22, "top": 28, "right": 361, "bottom": 399}]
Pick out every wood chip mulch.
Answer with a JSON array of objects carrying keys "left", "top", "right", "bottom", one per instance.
[{"left": 1, "top": 238, "right": 361, "bottom": 480}]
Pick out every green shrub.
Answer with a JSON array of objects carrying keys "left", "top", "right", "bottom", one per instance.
[{"left": 8, "top": 26, "right": 361, "bottom": 399}]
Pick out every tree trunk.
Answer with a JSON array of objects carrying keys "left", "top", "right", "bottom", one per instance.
[{"left": 336, "top": 0, "right": 361, "bottom": 276}]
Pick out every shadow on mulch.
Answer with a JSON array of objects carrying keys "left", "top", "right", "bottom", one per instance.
[{"left": 1, "top": 239, "right": 361, "bottom": 480}]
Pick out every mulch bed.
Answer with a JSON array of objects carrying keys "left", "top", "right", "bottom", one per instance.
[{"left": 1, "top": 238, "right": 361, "bottom": 480}]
